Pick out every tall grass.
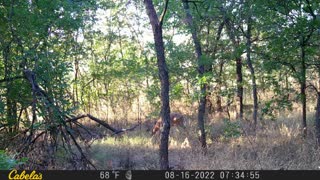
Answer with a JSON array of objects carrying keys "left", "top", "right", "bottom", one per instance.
[{"left": 85, "top": 111, "right": 320, "bottom": 170}]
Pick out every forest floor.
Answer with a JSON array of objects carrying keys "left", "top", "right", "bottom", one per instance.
[{"left": 68, "top": 111, "right": 320, "bottom": 170}]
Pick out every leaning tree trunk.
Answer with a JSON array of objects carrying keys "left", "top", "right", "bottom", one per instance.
[
  {"left": 144, "top": 0, "right": 171, "bottom": 170},
  {"left": 182, "top": 0, "right": 206, "bottom": 148},
  {"left": 246, "top": 15, "right": 258, "bottom": 130}
]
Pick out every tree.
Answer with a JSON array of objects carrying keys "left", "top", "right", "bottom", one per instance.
[
  {"left": 260, "top": 0, "right": 319, "bottom": 137},
  {"left": 143, "top": 0, "right": 171, "bottom": 170},
  {"left": 0, "top": 0, "right": 98, "bottom": 169},
  {"left": 220, "top": 0, "right": 244, "bottom": 120},
  {"left": 316, "top": 68, "right": 320, "bottom": 145},
  {"left": 181, "top": 0, "right": 207, "bottom": 148},
  {"left": 244, "top": 0, "right": 258, "bottom": 130}
]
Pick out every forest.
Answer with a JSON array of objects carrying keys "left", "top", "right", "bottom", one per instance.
[{"left": 0, "top": 0, "right": 320, "bottom": 171}]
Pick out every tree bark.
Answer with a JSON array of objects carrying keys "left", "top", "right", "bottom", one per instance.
[
  {"left": 182, "top": 0, "right": 206, "bottom": 148},
  {"left": 246, "top": 14, "right": 258, "bottom": 130},
  {"left": 236, "top": 57, "right": 244, "bottom": 120},
  {"left": 301, "top": 43, "right": 307, "bottom": 138},
  {"left": 144, "top": 0, "right": 171, "bottom": 170},
  {"left": 215, "top": 23, "right": 225, "bottom": 114},
  {"left": 316, "top": 91, "right": 320, "bottom": 145},
  {"left": 73, "top": 55, "right": 79, "bottom": 105},
  {"left": 316, "top": 68, "right": 320, "bottom": 145}
]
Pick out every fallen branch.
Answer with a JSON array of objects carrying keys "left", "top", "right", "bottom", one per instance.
[
  {"left": 113, "top": 123, "right": 140, "bottom": 135},
  {"left": 86, "top": 114, "right": 140, "bottom": 135},
  {"left": 66, "top": 114, "right": 141, "bottom": 135},
  {"left": 66, "top": 114, "right": 88, "bottom": 123},
  {"left": 86, "top": 114, "right": 118, "bottom": 132}
]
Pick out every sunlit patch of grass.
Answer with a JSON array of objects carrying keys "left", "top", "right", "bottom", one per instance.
[
  {"left": 278, "top": 123, "right": 298, "bottom": 138},
  {"left": 87, "top": 134, "right": 159, "bottom": 170},
  {"left": 69, "top": 111, "right": 320, "bottom": 170},
  {"left": 92, "top": 135, "right": 152, "bottom": 147}
]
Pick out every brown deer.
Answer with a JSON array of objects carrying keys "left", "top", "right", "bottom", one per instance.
[{"left": 151, "top": 112, "right": 186, "bottom": 135}]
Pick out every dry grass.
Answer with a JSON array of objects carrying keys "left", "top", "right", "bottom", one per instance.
[{"left": 83, "top": 111, "right": 320, "bottom": 170}]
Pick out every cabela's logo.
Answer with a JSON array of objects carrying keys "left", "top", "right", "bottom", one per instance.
[{"left": 8, "top": 169, "right": 42, "bottom": 180}]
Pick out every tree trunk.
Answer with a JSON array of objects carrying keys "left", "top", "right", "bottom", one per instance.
[
  {"left": 316, "top": 69, "right": 320, "bottom": 145},
  {"left": 216, "top": 94, "right": 223, "bottom": 112},
  {"left": 301, "top": 77, "right": 307, "bottom": 137},
  {"left": 224, "top": 14, "right": 243, "bottom": 121},
  {"left": 301, "top": 44, "right": 307, "bottom": 138},
  {"left": 73, "top": 57, "right": 79, "bottom": 105},
  {"left": 215, "top": 23, "right": 224, "bottom": 114},
  {"left": 216, "top": 62, "right": 224, "bottom": 118},
  {"left": 246, "top": 15, "right": 258, "bottom": 130},
  {"left": 144, "top": 0, "right": 171, "bottom": 170},
  {"left": 316, "top": 91, "right": 320, "bottom": 145},
  {"left": 3, "top": 43, "right": 17, "bottom": 133},
  {"left": 236, "top": 57, "right": 243, "bottom": 120},
  {"left": 182, "top": 0, "right": 206, "bottom": 148}
]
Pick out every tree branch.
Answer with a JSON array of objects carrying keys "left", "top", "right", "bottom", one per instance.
[
  {"left": 306, "top": 83, "right": 319, "bottom": 93},
  {"left": 67, "top": 114, "right": 140, "bottom": 135},
  {"left": 64, "top": 126, "right": 97, "bottom": 169},
  {"left": 159, "top": 0, "right": 169, "bottom": 27},
  {"left": 86, "top": 114, "right": 118, "bottom": 132},
  {"left": 305, "top": 0, "right": 316, "bottom": 19},
  {"left": 86, "top": 114, "right": 140, "bottom": 135},
  {"left": 66, "top": 115, "right": 88, "bottom": 123}
]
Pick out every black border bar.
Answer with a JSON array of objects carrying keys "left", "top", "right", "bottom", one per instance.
[{"left": 1, "top": 170, "right": 320, "bottom": 180}]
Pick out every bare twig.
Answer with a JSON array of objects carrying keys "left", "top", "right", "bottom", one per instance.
[
  {"left": 64, "top": 127, "right": 97, "bottom": 170},
  {"left": 19, "top": 131, "right": 47, "bottom": 153}
]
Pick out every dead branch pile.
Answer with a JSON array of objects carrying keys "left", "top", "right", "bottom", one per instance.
[{"left": 5, "top": 69, "right": 139, "bottom": 170}]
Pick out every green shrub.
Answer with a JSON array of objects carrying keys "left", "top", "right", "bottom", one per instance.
[{"left": 0, "top": 150, "right": 27, "bottom": 170}]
